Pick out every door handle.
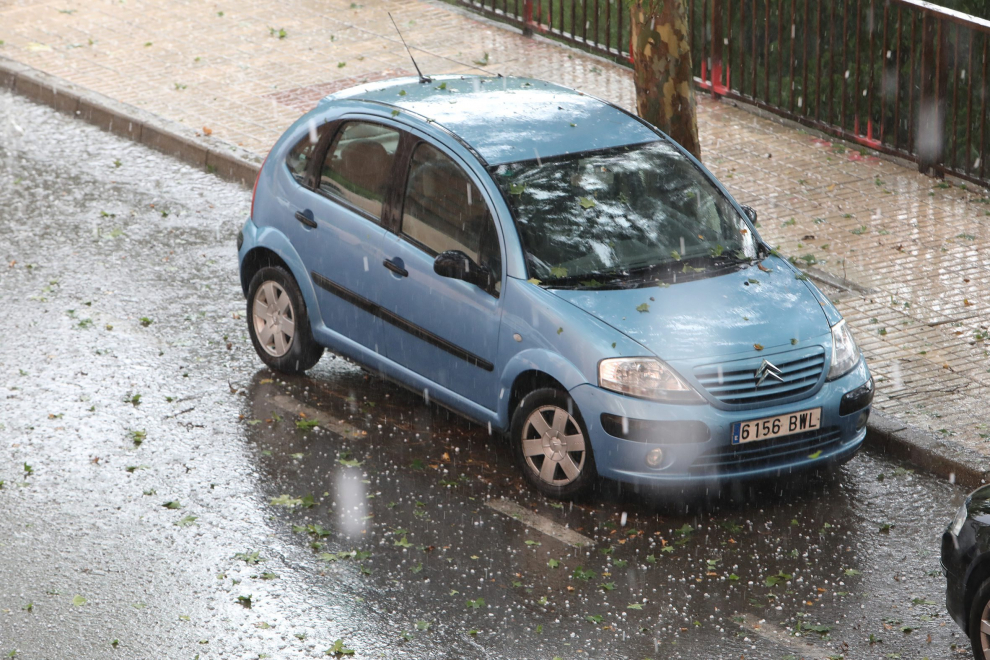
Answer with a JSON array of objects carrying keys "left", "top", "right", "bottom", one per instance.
[
  {"left": 295, "top": 211, "right": 317, "bottom": 228},
  {"left": 382, "top": 259, "right": 408, "bottom": 277}
]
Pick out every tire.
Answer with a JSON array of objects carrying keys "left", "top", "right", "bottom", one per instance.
[
  {"left": 511, "top": 388, "right": 597, "bottom": 500},
  {"left": 970, "top": 578, "right": 990, "bottom": 660},
  {"left": 246, "top": 266, "right": 322, "bottom": 374}
]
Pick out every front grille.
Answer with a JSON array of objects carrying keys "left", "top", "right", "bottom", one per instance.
[
  {"left": 688, "top": 426, "right": 842, "bottom": 476},
  {"left": 693, "top": 347, "right": 826, "bottom": 407}
]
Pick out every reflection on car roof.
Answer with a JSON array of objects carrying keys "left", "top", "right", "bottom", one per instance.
[{"left": 324, "top": 75, "right": 660, "bottom": 166}]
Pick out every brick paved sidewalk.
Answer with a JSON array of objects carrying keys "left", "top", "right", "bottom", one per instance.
[{"left": 1, "top": 0, "right": 987, "bottom": 465}]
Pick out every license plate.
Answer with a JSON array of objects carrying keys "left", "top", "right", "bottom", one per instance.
[{"left": 731, "top": 408, "right": 822, "bottom": 444}]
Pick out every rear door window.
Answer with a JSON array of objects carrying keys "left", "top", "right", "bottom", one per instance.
[{"left": 319, "top": 122, "right": 400, "bottom": 221}]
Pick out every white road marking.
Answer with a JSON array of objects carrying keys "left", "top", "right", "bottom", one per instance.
[
  {"left": 486, "top": 498, "right": 592, "bottom": 548},
  {"left": 734, "top": 613, "right": 831, "bottom": 659}
]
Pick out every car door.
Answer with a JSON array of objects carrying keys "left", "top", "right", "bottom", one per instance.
[
  {"left": 378, "top": 139, "right": 504, "bottom": 411},
  {"left": 285, "top": 119, "right": 402, "bottom": 354}
]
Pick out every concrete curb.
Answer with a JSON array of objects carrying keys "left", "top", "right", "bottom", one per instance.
[
  {"left": 2, "top": 55, "right": 985, "bottom": 491},
  {"left": 0, "top": 56, "right": 263, "bottom": 188},
  {"left": 866, "top": 411, "right": 988, "bottom": 490}
]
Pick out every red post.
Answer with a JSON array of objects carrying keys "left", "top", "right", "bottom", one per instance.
[
  {"left": 710, "top": 0, "right": 723, "bottom": 97},
  {"left": 917, "top": 12, "right": 946, "bottom": 176},
  {"left": 522, "top": 0, "right": 534, "bottom": 36},
  {"left": 710, "top": 0, "right": 726, "bottom": 98}
]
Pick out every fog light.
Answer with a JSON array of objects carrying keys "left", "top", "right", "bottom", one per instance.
[
  {"left": 645, "top": 447, "right": 664, "bottom": 468},
  {"left": 856, "top": 409, "right": 870, "bottom": 432}
]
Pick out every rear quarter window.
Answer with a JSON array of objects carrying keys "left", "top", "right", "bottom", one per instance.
[{"left": 285, "top": 125, "right": 326, "bottom": 184}]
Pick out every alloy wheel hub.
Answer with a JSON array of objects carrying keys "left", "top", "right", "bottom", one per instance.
[
  {"left": 545, "top": 431, "right": 565, "bottom": 461},
  {"left": 522, "top": 405, "right": 586, "bottom": 486},
  {"left": 253, "top": 281, "right": 295, "bottom": 358}
]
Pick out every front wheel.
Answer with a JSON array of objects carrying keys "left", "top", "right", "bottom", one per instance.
[
  {"left": 511, "top": 388, "right": 597, "bottom": 500},
  {"left": 246, "top": 266, "right": 322, "bottom": 374},
  {"left": 970, "top": 578, "right": 990, "bottom": 660}
]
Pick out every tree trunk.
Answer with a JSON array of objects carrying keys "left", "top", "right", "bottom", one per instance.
[{"left": 630, "top": 0, "right": 701, "bottom": 160}]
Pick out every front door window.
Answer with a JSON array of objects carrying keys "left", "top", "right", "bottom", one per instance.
[{"left": 401, "top": 142, "right": 502, "bottom": 294}]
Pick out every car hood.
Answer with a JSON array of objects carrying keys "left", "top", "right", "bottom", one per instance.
[{"left": 550, "top": 259, "right": 832, "bottom": 362}]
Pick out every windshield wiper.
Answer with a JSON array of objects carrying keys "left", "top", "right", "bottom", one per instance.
[
  {"left": 538, "top": 270, "right": 634, "bottom": 289},
  {"left": 689, "top": 251, "right": 753, "bottom": 271}
]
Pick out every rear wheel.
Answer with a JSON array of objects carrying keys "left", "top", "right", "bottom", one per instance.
[
  {"left": 246, "top": 266, "right": 322, "bottom": 374},
  {"left": 971, "top": 579, "right": 990, "bottom": 660},
  {"left": 511, "top": 388, "right": 597, "bottom": 499}
]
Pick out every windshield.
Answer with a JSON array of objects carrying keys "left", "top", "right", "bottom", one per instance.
[{"left": 492, "top": 140, "right": 759, "bottom": 287}]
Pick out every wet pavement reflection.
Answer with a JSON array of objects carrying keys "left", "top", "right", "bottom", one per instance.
[
  {"left": 244, "top": 366, "right": 966, "bottom": 659},
  {"left": 0, "top": 90, "right": 971, "bottom": 659}
]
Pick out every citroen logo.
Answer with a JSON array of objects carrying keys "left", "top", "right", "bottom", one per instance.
[{"left": 755, "top": 359, "right": 784, "bottom": 387}]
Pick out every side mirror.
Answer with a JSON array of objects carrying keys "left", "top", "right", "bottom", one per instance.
[
  {"left": 434, "top": 250, "right": 491, "bottom": 288},
  {"left": 740, "top": 204, "right": 758, "bottom": 224}
]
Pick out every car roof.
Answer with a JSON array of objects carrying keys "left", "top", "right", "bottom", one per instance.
[{"left": 321, "top": 75, "right": 662, "bottom": 166}]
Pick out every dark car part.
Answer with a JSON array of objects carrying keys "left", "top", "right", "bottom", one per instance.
[
  {"left": 969, "top": 579, "right": 990, "bottom": 660},
  {"left": 839, "top": 377, "right": 874, "bottom": 415},
  {"left": 600, "top": 414, "right": 710, "bottom": 444}
]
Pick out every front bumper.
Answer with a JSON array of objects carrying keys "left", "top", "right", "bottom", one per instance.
[
  {"left": 941, "top": 527, "right": 969, "bottom": 630},
  {"left": 568, "top": 358, "right": 871, "bottom": 486},
  {"left": 941, "top": 490, "right": 985, "bottom": 635}
]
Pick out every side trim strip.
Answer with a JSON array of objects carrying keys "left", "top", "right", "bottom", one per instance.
[
  {"left": 311, "top": 271, "right": 378, "bottom": 316},
  {"left": 311, "top": 271, "right": 495, "bottom": 372}
]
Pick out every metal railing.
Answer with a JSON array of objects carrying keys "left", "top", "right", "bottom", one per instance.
[
  {"left": 454, "top": 0, "right": 635, "bottom": 61},
  {"left": 452, "top": 0, "right": 990, "bottom": 186}
]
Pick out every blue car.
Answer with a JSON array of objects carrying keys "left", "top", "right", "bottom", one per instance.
[{"left": 237, "top": 75, "right": 873, "bottom": 499}]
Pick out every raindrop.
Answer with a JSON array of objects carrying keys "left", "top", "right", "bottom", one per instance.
[
  {"left": 620, "top": 512, "right": 627, "bottom": 527},
  {"left": 423, "top": 388, "right": 430, "bottom": 405},
  {"left": 949, "top": 472, "right": 956, "bottom": 484},
  {"left": 363, "top": 256, "right": 369, "bottom": 271},
  {"left": 308, "top": 118, "right": 319, "bottom": 144}
]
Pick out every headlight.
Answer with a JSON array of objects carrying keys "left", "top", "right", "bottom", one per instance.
[
  {"left": 827, "top": 319, "right": 861, "bottom": 380},
  {"left": 598, "top": 358, "right": 705, "bottom": 403},
  {"left": 948, "top": 501, "right": 969, "bottom": 536}
]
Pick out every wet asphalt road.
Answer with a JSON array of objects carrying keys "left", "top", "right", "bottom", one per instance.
[{"left": 0, "top": 90, "right": 973, "bottom": 659}]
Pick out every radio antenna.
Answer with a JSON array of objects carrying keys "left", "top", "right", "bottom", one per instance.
[{"left": 388, "top": 12, "right": 431, "bottom": 84}]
